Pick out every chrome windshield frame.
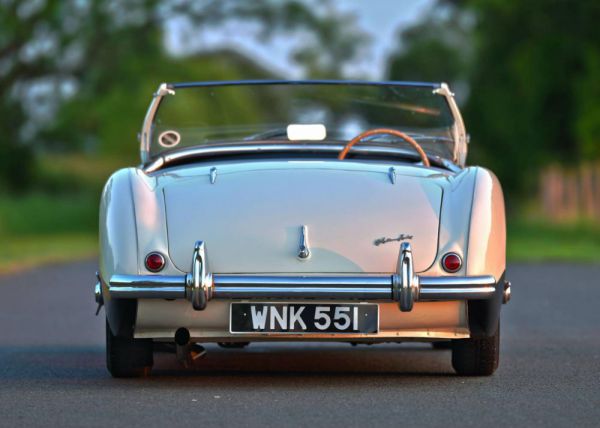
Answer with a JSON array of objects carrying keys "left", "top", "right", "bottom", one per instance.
[{"left": 139, "top": 80, "right": 468, "bottom": 168}]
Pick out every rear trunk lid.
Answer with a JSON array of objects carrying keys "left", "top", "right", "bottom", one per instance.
[{"left": 162, "top": 162, "right": 444, "bottom": 273}]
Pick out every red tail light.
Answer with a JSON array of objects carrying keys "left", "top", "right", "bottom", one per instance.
[
  {"left": 441, "top": 253, "right": 462, "bottom": 273},
  {"left": 145, "top": 252, "right": 165, "bottom": 272}
]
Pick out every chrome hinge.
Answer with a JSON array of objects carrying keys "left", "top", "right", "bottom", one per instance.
[{"left": 388, "top": 167, "right": 397, "bottom": 184}]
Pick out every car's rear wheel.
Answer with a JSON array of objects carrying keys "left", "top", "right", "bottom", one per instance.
[
  {"left": 451, "top": 322, "right": 500, "bottom": 376},
  {"left": 218, "top": 342, "right": 250, "bottom": 349},
  {"left": 106, "top": 320, "right": 153, "bottom": 378}
]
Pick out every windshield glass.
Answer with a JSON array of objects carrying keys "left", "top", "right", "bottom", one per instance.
[{"left": 149, "top": 81, "right": 457, "bottom": 161}]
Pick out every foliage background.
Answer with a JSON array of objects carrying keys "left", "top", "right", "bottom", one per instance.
[{"left": 1, "top": 0, "right": 599, "bottom": 271}]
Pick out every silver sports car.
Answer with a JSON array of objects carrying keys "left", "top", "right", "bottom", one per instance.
[{"left": 95, "top": 80, "right": 510, "bottom": 377}]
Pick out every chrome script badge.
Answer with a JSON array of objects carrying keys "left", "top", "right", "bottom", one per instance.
[{"left": 373, "top": 234, "right": 413, "bottom": 246}]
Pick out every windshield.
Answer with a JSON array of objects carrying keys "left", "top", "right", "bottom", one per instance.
[{"left": 147, "top": 81, "right": 459, "bottom": 162}]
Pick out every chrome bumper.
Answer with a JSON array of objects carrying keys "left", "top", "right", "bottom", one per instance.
[{"left": 103, "top": 241, "right": 498, "bottom": 313}]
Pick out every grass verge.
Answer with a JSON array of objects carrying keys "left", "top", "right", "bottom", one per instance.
[
  {"left": 507, "top": 220, "right": 600, "bottom": 263},
  {"left": 0, "top": 192, "right": 98, "bottom": 274},
  {"left": 0, "top": 233, "right": 97, "bottom": 274}
]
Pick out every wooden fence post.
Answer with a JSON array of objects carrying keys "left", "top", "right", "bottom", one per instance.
[{"left": 538, "top": 162, "right": 600, "bottom": 223}]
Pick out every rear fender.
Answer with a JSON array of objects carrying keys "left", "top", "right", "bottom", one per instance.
[
  {"left": 99, "top": 167, "right": 181, "bottom": 336},
  {"left": 99, "top": 168, "right": 139, "bottom": 337},
  {"left": 465, "top": 167, "right": 506, "bottom": 337}
]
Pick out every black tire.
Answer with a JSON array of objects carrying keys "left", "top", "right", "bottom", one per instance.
[
  {"left": 451, "top": 322, "right": 500, "bottom": 376},
  {"left": 431, "top": 341, "right": 452, "bottom": 350},
  {"left": 106, "top": 320, "right": 153, "bottom": 378},
  {"left": 218, "top": 342, "right": 250, "bottom": 349}
]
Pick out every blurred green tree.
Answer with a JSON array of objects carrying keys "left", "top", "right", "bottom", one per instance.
[
  {"left": 464, "top": 0, "right": 600, "bottom": 197},
  {"left": 387, "top": 0, "right": 600, "bottom": 199},
  {"left": 387, "top": 6, "right": 472, "bottom": 87},
  {"left": 0, "top": 0, "right": 367, "bottom": 191}
]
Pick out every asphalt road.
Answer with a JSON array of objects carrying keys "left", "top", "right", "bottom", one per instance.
[{"left": 0, "top": 261, "right": 599, "bottom": 427}]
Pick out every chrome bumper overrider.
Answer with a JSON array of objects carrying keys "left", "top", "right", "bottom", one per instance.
[{"left": 105, "top": 241, "right": 497, "bottom": 312}]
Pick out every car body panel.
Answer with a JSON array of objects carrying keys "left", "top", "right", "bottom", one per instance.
[{"left": 162, "top": 161, "right": 444, "bottom": 274}]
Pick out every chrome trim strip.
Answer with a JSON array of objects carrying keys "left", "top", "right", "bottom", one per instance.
[
  {"left": 172, "top": 80, "right": 440, "bottom": 89},
  {"left": 109, "top": 285, "right": 185, "bottom": 299},
  {"left": 418, "top": 287, "right": 496, "bottom": 300},
  {"left": 215, "top": 286, "right": 391, "bottom": 299},
  {"left": 109, "top": 274, "right": 186, "bottom": 299},
  {"left": 143, "top": 144, "right": 452, "bottom": 173},
  {"left": 214, "top": 274, "right": 392, "bottom": 287},
  {"left": 419, "top": 275, "right": 496, "bottom": 287},
  {"left": 110, "top": 274, "right": 187, "bottom": 287}
]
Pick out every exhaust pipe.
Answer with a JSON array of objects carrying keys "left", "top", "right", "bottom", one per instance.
[
  {"left": 174, "top": 327, "right": 190, "bottom": 346},
  {"left": 174, "top": 328, "right": 206, "bottom": 367}
]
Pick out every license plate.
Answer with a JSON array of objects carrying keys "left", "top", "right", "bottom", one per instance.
[{"left": 230, "top": 303, "right": 378, "bottom": 334}]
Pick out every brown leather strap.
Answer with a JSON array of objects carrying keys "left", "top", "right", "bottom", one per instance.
[{"left": 338, "top": 128, "right": 430, "bottom": 167}]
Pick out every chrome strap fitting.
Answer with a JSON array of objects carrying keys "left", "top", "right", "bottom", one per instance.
[{"left": 185, "top": 241, "right": 213, "bottom": 310}]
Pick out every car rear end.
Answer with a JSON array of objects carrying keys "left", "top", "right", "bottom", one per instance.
[{"left": 96, "top": 80, "right": 509, "bottom": 377}]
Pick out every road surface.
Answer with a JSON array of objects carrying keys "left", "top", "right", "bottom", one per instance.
[{"left": 0, "top": 261, "right": 598, "bottom": 427}]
